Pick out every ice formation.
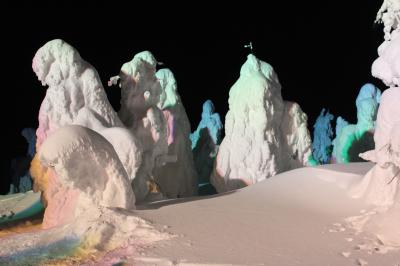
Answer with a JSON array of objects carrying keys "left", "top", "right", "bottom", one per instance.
[
  {"left": 190, "top": 100, "right": 223, "bottom": 185},
  {"left": 376, "top": 0, "right": 400, "bottom": 41},
  {"left": 311, "top": 109, "right": 334, "bottom": 165},
  {"left": 32, "top": 39, "right": 123, "bottom": 147},
  {"left": 109, "top": 51, "right": 168, "bottom": 201},
  {"left": 153, "top": 68, "right": 198, "bottom": 198},
  {"left": 332, "top": 83, "right": 381, "bottom": 163},
  {"left": 280, "top": 101, "right": 313, "bottom": 169},
  {"left": 349, "top": 0, "right": 400, "bottom": 247},
  {"left": 8, "top": 39, "right": 173, "bottom": 258},
  {"left": 331, "top": 116, "right": 349, "bottom": 163},
  {"left": 32, "top": 40, "right": 147, "bottom": 200},
  {"left": 211, "top": 54, "right": 312, "bottom": 192},
  {"left": 111, "top": 53, "right": 197, "bottom": 199},
  {"left": 190, "top": 100, "right": 223, "bottom": 149}
]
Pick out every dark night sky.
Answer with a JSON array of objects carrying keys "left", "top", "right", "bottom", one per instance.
[{"left": 1, "top": 1, "right": 386, "bottom": 193}]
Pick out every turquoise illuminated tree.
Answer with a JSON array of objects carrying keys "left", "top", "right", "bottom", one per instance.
[
  {"left": 311, "top": 109, "right": 334, "bottom": 164},
  {"left": 332, "top": 83, "right": 381, "bottom": 163}
]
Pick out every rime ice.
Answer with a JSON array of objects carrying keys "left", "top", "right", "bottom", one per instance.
[
  {"left": 113, "top": 54, "right": 198, "bottom": 199},
  {"left": 32, "top": 39, "right": 123, "bottom": 147},
  {"left": 211, "top": 54, "right": 312, "bottom": 192},
  {"left": 311, "top": 109, "right": 334, "bottom": 165},
  {"left": 332, "top": 83, "right": 381, "bottom": 163},
  {"left": 38, "top": 125, "right": 135, "bottom": 227}
]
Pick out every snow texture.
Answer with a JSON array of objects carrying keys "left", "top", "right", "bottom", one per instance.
[
  {"left": 349, "top": 1, "right": 400, "bottom": 248},
  {"left": 4, "top": 126, "right": 168, "bottom": 255},
  {"left": 9, "top": 128, "right": 36, "bottom": 193},
  {"left": 311, "top": 109, "right": 334, "bottom": 165},
  {"left": 32, "top": 39, "right": 123, "bottom": 147},
  {"left": 32, "top": 40, "right": 147, "bottom": 200},
  {"left": 153, "top": 69, "right": 198, "bottom": 198},
  {"left": 112, "top": 53, "right": 197, "bottom": 199},
  {"left": 190, "top": 100, "right": 223, "bottom": 149},
  {"left": 376, "top": 0, "right": 400, "bottom": 41},
  {"left": 211, "top": 54, "right": 312, "bottom": 192},
  {"left": 373, "top": 0, "right": 400, "bottom": 87},
  {"left": 26, "top": 41, "right": 170, "bottom": 252},
  {"left": 37, "top": 125, "right": 135, "bottom": 228},
  {"left": 332, "top": 116, "right": 349, "bottom": 163},
  {"left": 332, "top": 83, "right": 381, "bottom": 163},
  {"left": 110, "top": 51, "right": 168, "bottom": 202},
  {"left": 190, "top": 100, "right": 223, "bottom": 184},
  {"left": 280, "top": 101, "right": 313, "bottom": 169}
]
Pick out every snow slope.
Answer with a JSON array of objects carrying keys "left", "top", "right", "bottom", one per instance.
[{"left": 131, "top": 163, "right": 400, "bottom": 266}]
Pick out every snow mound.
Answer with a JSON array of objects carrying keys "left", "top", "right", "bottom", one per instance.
[
  {"left": 211, "top": 54, "right": 312, "bottom": 192},
  {"left": 18, "top": 125, "right": 170, "bottom": 255},
  {"left": 37, "top": 125, "right": 135, "bottom": 228}
]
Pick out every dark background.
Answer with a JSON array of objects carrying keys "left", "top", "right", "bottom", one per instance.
[{"left": 0, "top": 1, "right": 386, "bottom": 193}]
